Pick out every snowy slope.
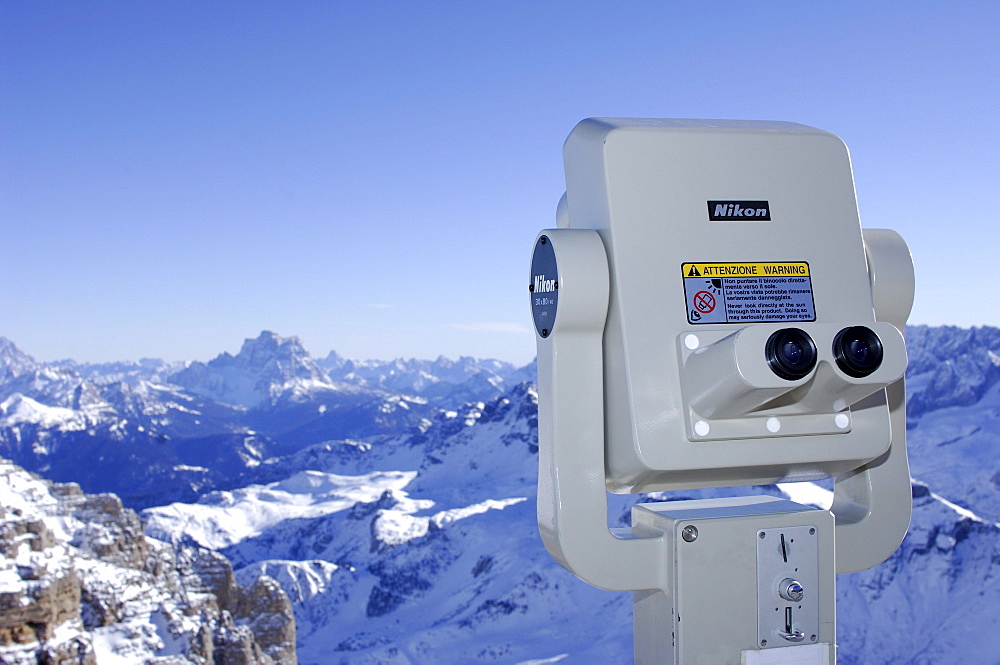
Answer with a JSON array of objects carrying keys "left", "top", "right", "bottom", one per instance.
[
  {"left": 0, "top": 334, "right": 533, "bottom": 509},
  {"left": 145, "top": 470, "right": 425, "bottom": 550},
  {"left": 142, "top": 385, "right": 642, "bottom": 665},
  {"left": 836, "top": 480, "right": 1000, "bottom": 665},
  {"left": 3, "top": 326, "right": 999, "bottom": 664},
  {"left": 0, "top": 457, "right": 295, "bottom": 664},
  {"left": 904, "top": 326, "right": 1000, "bottom": 523},
  {"left": 139, "top": 369, "right": 1000, "bottom": 665}
]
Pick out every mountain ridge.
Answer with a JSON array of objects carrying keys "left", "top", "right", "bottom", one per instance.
[
  {"left": 1, "top": 326, "right": 998, "bottom": 663},
  {"left": 0, "top": 457, "right": 296, "bottom": 664},
  {"left": 0, "top": 332, "right": 531, "bottom": 510}
]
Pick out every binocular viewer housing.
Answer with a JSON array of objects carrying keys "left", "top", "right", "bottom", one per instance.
[
  {"left": 682, "top": 320, "right": 905, "bottom": 429},
  {"left": 534, "top": 118, "right": 914, "bottom": 494},
  {"left": 532, "top": 119, "right": 914, "bottom": 661}
]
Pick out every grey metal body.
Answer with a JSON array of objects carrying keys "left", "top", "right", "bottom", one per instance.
[
  {"left": 631, "top": 497, "right": 836, "bottom": 665},
  {"left": 531, "top": 118, "right": 914, "bottom": 664}
]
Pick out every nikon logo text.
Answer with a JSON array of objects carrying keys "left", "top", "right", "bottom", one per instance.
[
  {"left": 707, "top": 200, "right": 771, "bottom": 221},
  {"left": 533, "top": 275, "right": 556, "bottom": 293}
]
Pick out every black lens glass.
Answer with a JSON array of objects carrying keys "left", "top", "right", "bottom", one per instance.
[
  {"left": 766, "top": 329, "right": 817, "bottom": 380},
  {"left": 833, "top": 326, "right": 883, "bottom": 378},
  {"left": 847, "top": 339, "right": 871, "bottom": 365},
  {"left": 781, "top": 340, "right": 806, "bottom": 367}
]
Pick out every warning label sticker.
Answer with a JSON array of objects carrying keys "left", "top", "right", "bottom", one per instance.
[{"left": 681, "top": 262, "right": 816, "bottom": 325}]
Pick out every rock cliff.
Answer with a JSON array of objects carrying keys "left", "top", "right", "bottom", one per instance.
[{"left": 0, "top": 457, "right": 296, "bottom": 664}]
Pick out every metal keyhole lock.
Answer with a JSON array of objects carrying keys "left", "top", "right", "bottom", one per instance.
[{"left": 779, "top": 578, "right": 804, "bottom": 602}]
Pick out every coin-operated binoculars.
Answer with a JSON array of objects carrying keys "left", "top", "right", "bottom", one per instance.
[{"left": 530, "top": 119, "right": 914, "bottom": 664}]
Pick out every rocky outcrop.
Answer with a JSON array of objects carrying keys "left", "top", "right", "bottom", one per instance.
[
  {"left": 0, "top": 458, "right": 296, "bottom": 664},
  {"left": 180, "top": 547, "right": 297, "bottom": 664}
]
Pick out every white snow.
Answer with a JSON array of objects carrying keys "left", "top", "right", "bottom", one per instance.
[
  {"left": 922, "top": 483, "right": 1000, "bottom": 526},
  {"left": 236, "top": 559, "right": 349, "bottom": 606},
  {"left": 778, "top": 478, "right": 1000, "bottom": 528},
  {"left": 777, "top": 481, "right": 834, "bottom": 510},
  {"left": 517, "top": 656, "right": 569, "bottom": 665},
  {"left": 172, "top": 464, "right": 210, "bottom": 473},
  {"left": 0, "top": 561, "right": 21, "bottom": 593},
  {"left": 0, "top": 460, "right": 222, "bottom": 665},
  {"left": 373, "top": 496, "right": 527, "bottom": 546},
  {"left": 90, "top": 625, "right": 146, "bottom": 665},
  {"left": 147, "top": 470, "right": 525, "bottom": 552},
  {"left": 0, "top": 459, "right": 78, "bottom": 541},
  {"left": 144, "top": 469, "right": 420, "bottom": 549},
  {"left": 0, "top": 393, "right": 87, "bottom": 431},
  {"left": 164, "top": 401, "right": 201, "bottom": 415},
  {"left": 0, "top": 642, "right": 40, "bottom": 665},
  {"left": 430, "top": 497, "right": 527, "bottom": 528}
]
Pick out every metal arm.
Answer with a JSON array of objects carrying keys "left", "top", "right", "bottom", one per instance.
[
  {"left": 832, "top": 229, "right": 915, "bottom": 573},
  {"left": 534, "top": 228, "right": 666, "bottom": 591}
]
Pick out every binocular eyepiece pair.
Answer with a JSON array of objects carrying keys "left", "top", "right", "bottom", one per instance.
[{"left": 766, "top": 326, "right": 883, "bottom": 381}]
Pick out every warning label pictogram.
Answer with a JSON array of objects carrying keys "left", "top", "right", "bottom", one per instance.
[
  {"left": 681, "top": 262, "right": 816, "bottom": 325},
  {"left": 693, "top": 291, "right": 716, "bottom": 313}
]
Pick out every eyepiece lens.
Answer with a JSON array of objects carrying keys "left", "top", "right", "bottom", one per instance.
[
  {"left": 834, "top": 326, "right": 883, "bottom": 378},
  {"left": 766, "top": 329, "right": 817, "bottom": 381},
  {"left": 782, "top": 339, "right": 805, "bottom": 366},
  {"left": 848, "top": 339, "right": 871, "bottom": 364}
]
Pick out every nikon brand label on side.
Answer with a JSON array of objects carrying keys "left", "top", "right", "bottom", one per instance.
[
  {"left": 530, "top": 236, "right": 559, "bottom": 337},
  {"left": 681, "top": 262, "right": 815, "bottom": 325},
  {"left": 707, "top": 200, "right": 771, "bottom": 221}
]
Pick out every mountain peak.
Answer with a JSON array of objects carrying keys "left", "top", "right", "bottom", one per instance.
[
  {"left": 227, "top": 331, "right": 311, "bottom": 369},
  {"left": 241, "top": 329, "right": 299, "bottom": 351},
  {"left": 169, "top": 332, "right": 333, "bottom": 408},
  {"left": 0, "top": 336, "right": 37, "bottom": 379}
]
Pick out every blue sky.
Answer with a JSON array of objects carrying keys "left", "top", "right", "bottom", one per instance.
[{"left": 3, "top": 2, "right": 998, "bottom": 365}]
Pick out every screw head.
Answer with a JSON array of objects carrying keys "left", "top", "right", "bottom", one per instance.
[
  {"left": 681, "top": 525, "right": 699, "bottom": 542},
  {"left": 761, "top": 640, "right": 767, "bottom": 647}
]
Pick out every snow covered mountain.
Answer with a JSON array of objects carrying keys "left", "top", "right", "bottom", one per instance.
[
  {"left": 146, "top": 384, "right": 637, "bottom": 665},
  {"left": 836, "top": 480, "right": 1000, "bottom": 665},
  {"left": 903, "top": 326, "right": 1000, "bottom": 524},
  {"left": 172, "top": 333, "right": 335, "bottom": 409},
  {"left": 0, "top": 332, "right": 527, "bottom": 509},
  {"left": 2, "top": 326, "right": 999, "bottom": 664},
  {"left": 140, "top": 374, "right": 1000, "bottom": 665},
  {"left": 317, "top": 352, "right": 529, "bottom": 406},
  {"left": 0, "top": 457, "right": 295, "bottom": 664}
]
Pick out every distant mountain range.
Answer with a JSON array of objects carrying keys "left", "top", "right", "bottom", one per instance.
[
  {"left": 2, "top": 327, "right": 998, "bottom": 664},
  {"left": 0, "top": 331, "right": 529, "bottom": 510}
]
